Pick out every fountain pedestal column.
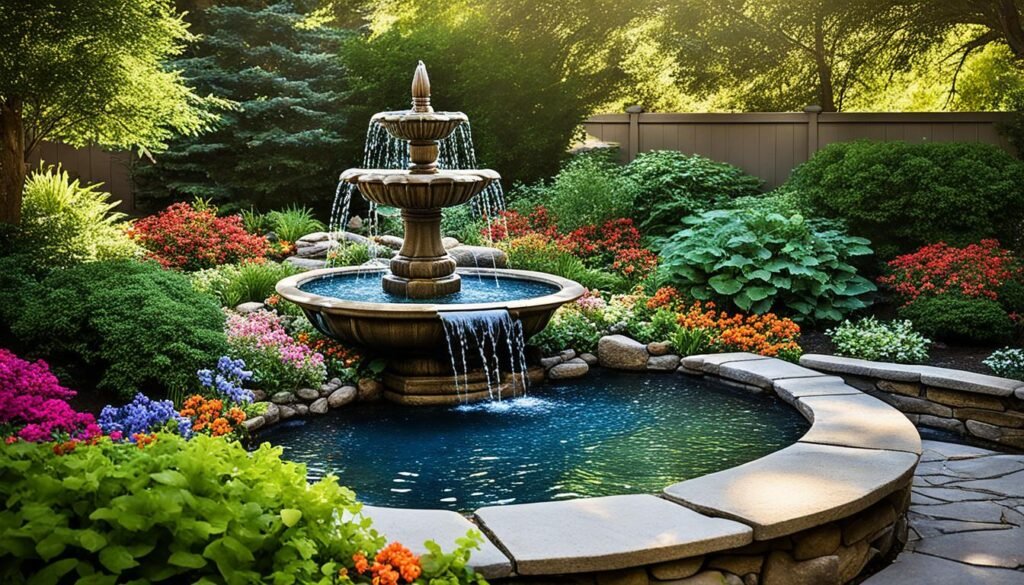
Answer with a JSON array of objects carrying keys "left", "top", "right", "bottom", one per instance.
[{"left": 382, "top": 208, "right": 460, "bottom": 297}]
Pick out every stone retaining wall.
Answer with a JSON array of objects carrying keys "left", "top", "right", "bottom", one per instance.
[{"left": 800, "top": 354, "right": 1024, "bottom": 450}]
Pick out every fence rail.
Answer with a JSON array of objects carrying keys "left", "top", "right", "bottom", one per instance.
[{"left": 583, "top": 109, "right": 1017, "bottom": 188}]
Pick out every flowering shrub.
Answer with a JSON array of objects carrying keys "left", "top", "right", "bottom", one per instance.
[
  {"left": 98, "top": 393, "right": 193, "bottom": 442},
  {"left": 879, "top": 240, "right": 1021, "bottom": 305},
  {"left": 179, "top": 395, "right": 247, "bottom": 438},
  {"left": 226, "top": 310, "right": 327, "bottom": 391},
  {"left": 296, "top": 331, "right": 375, "bottom": 383},
  {"left": 197, "top": 356, "right": 255, "bottom": 404},
  {"left": 984, "top": 348, "right": 1024, "bottom": 380},
  {"left": 129, "top": 202, "right": 269, "bottom": 270},
  {"left": 676, "top": 301, "right": 802, "bottom": 359},
  {"left": 0, "top": 349, "right": 100, "bottom": 443},
  {"left": 827, "top": 318, "right": 930, "bottom": 364}
]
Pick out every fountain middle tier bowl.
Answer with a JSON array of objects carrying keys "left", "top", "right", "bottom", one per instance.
[
  {"left": 340, "top": 169, "right": 500, "bottom": 209},
  {"left": 372, "top": 110, "right": 469, "bottom": 142},
  {"left": 275, "top": 267, "right": 585, "bottom": 352}
]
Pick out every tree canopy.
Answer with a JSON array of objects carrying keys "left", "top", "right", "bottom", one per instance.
[{"left": 0, "top": 0, "right": 224, "bottom": 224}]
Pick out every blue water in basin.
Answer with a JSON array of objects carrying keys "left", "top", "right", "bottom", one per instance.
[
  {"left": 258, "top": 370, "right": 809, "bottom": 511},
  {"left": 298, "top": 271, "right": 560, "bottom": 304}
]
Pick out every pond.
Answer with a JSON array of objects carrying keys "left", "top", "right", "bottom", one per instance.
[{"left": 258, "top": 370, "right": 809, "bottom": 512}]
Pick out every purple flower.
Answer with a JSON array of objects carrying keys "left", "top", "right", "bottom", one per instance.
[
  {"left": 197, "top": 356, "right": 255, "bottom": 404},
  {"left": 98, "top": 393, "right": 192, "bottom": 441}
]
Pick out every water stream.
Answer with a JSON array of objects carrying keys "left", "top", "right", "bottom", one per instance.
[{"left": 439, "top": 309, "right": 528, "bottom": 401}]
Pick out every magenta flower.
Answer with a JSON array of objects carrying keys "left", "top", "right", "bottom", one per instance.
[{"left": 0, "top": 349, "right": 100, "bottom": 443}]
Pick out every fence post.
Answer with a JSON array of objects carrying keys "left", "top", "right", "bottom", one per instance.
[
  {"left": 804, "top": 105, "right": 822, "bottom": 160},
  {"left": 625, "top": 105, "right": 644, "bottom": 162}
]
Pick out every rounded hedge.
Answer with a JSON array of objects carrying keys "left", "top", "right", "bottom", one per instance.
[
  {"left": 11, "top": 260, "right": 228, "bottom": 398},
  {"left": 898, "top": 296, "right": 1014, "bottom": 345},
  {"left": 786, "top": 140, "right": 1024, "bottom": 257}
]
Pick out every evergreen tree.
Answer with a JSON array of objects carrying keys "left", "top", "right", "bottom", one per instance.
[{"left": 136, "top": 2, "right": 354, "bottom": 211}]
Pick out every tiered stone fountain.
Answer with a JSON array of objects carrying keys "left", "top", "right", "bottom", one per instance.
[{"left": 276, "top": 62, "right": 584, "bottom": 405}]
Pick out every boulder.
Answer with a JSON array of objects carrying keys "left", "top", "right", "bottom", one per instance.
[
  {"left": 648, "top": 354, "right": 681, "bottom": 371},
  {"left": 375, "top": 235, "right": 404, "bottom": 250},
  {"left": 442, "top": 237, "right": 460, "bottom": 250},
  {"left": 598, "top": 335, "right": 649, "bottom": 371},
  {"left": 294, "top": 404, "right": 309, "bottom": 416},
  {"left": 358, "top": 378, "right": 384, "bottom": 401},
  {"left": 251, "top": 389, "right": 267, "bottom": 402},
  {"left": 309, "top": 398, "right": 329, "bottom": 414},
  {"left": 295, "top": 239, "right": 339, "bottom": 259},
  {"left": 296, "top": 387, "right": 320, "bottom": 401},
  {"left": 540, "top": 356, "right": 563, "bottom": 369},
  {"left": 271, "top": 391, "right": 296, "bottom": 405},
  {"left": 278, "top": 405, "right": 297, "bottom": 420},
  {"left": 559, "top": 349, "right": 577, "bottom": 361},
  {"left": 549, "top": 358, "right": 590, "bottom": 380},
  {"left": 328, "top": 386, "right": 358, "bottom": 408},
  {"left": 579, "top": 353, "right": 599, "bottom": 366},
  {"left": 448, "top": 245, "right": 508, "bottom": 269},
  {"left": 285, "top": 257, "right": 327, "bottom": 271},
  {"left": 762, "top": 551, "right": 839, "bottom": 585},
  {"left": 235, "top": 302, "right": 266, "bottom": 314}
]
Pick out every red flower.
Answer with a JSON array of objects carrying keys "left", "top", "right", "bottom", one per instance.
[
  {"left": 129, "top": 202, "right": 269, "bottom": 270},
  {"left": 879, "top": 240, "right": 1021, "bottom": 306}
]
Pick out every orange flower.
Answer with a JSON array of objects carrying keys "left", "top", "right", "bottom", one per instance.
[
  {"left": 210, "top": 417, "right": 231, "bottom": 437},
  {"left": 228, "top": 407, "right": 246, "bottom": 424}
]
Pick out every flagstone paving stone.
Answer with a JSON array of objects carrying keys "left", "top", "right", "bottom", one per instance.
[{"left": 866, "top": 440, "right": 1024, "bottom": 583}]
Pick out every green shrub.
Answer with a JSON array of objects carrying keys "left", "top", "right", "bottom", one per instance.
[
  {"left": 541, "top": 156, "right": 637, "bottom": 231},
  {"left": 16, "top": 165, "right": 139, "bottom": 268},
  {"left": 658, "top": 209, "right": 876, "bottom": 321},
  {"left": 625, "top": 308, "right": 680, "bottom": 344},
  {"left": 999, "top": 277, "right": 1024, "bottom": 315},
  {"left": 241, "top": 207, "right": 272, "bottom": 235},
  {"left": 0, "top": 434, "right": 383, "bottom": 583},
  {"left": 899, "top": 296, "right": 1014, "bottom": 345},
  {"left": 624, "top": 151, "right": 762, "bottom": 238},
  {"left": 827, "top": 317, "right": 930, "bottom": 364},
  {"left": 11, "top": 260, "right": 228, "bottom": 398},
  {"left": 442, "top": 206, "right": 485, "bottom": 246},
  {"left": 191, "top": 261, "right": 301, "bottom": 307},
  {"left": 529, "top": 308, "right": 603, "bottom": 354},
  {"left": 984, "top": 347, "right": 1024, "bottom": 379},
  {"left": 268, "top": 205, "right": 325, "bottom": 243},
  {"left": 786, "top": 140, "right": 1024, "bottom": 256},
  {"left": 327, "top": 242, "right": 374, "bottom": 267},
  {"left": 503, "top": 235, "right": 627, "bottom": 292}
]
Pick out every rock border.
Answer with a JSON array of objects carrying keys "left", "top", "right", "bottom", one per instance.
[
  {"left": 354, "top": 353, "right": 921, "bottom": 585},
  {"left": 800, "top": 354, "right": 1024, "bottom": 449}
]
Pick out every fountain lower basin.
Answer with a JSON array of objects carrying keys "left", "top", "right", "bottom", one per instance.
[{"left": 276, "top": 266, "right": 586, "bottom": 404}]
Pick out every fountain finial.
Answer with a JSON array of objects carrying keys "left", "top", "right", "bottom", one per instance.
[{"left": 411, "top": 61, "right": 432, "bottom": 113}]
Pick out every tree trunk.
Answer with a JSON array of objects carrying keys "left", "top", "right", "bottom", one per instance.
[
  {"left": 997, "top": 0, "right": 1024, "bottom": 59},
  {"left": 0, "top": 97, "right": 26, "bottom": 226},
  {"left": 813, "top": 14, "right": 837, "bottom": 112}
]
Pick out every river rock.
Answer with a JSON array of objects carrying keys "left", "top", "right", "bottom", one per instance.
[
  {"left": 295, "top": 239, "right": 339, "bottom": 259},
  {"left": 762, "top": 551, "right": 839, "bottom": 585},
  {"left": 549, "top": 358, "right": 590, "bottom": 380},
  {"left": 242, "top": 415, "right": 265, "bottom": 432},
  {"left": 442, "top": 237, "right": 460, "bottom": 249},
  {"left": 647, "top": 341, "right": 672, "bottom": 356},
  {"left": 358, "top": 378, "right": 384, "bottom": 401},
  {"left": 648, "top": 354, "right": 681, "bottom": 371},
  {"left": 271, "top": 391, "right": 296, "bottom": 405},
  {"left": 649, "top": 557, "right": 704, "bottom": 580},
  {"left": 598, "top": 335, "right": 649, "bottom": 371},
  {"left": 309, "top": 398, "right": 329, "bottom": 414},
  {"left": 296, "top": 387, "right": 319, "bottom": 401},
  {"left": 263, "top": 403, "right": 280, "bottom": 424},
  {"left": 540, "top": 356, "right": 563, "bottom": 369},
  {"left": 285, "top": 257, "right": 327, "bottom": 271},
  {"left": 328, "top": 386, "right": 358, "bottom": 408},
  {"left": 278, "top": 405, "right": 297, "bottom": 420},
  {"left": 580, "top": 353, "right": 599, "bottom": 366},
  {"left": 559, "top": 349, "right": 577, "bottom": 361},
  {"left": 235, "top": 302, "right": 266, "bottom": 314},
  {"left": 300, "top": 231, "right": 331, "bottom": 242},
  {"left": 448, "top": 245, "right": 508, "bottom": 269},
  {"left": 294, "top": 404, "right": 309, "bottom": 416},
  {"left": 252, "top": 389, "right": 267, "bottom": 402}
]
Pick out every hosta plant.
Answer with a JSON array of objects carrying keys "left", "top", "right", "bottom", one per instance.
[
  {"left": 827, "top": 318, "right": 930, "bottom": 364},
  {"left": 659, "top": 209, "right": 876, "bottom": 321},
  {"left": 984, "top": 348, "right": 1024, "bottom": 380}
]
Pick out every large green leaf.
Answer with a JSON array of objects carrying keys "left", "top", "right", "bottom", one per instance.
[{"left": 708, "top": 274, "right": 744, "bottom": 295}]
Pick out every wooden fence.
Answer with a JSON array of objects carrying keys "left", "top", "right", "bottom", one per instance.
[
  {"left": 583, "top": 109, "right": 1017, "bottom": 188},
  {"left": 28, "top": 142, "right": 137, "bottom": 214}
]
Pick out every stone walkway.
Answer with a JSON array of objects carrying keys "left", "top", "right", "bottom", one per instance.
[{"left": 863, "top": 440, "right": 1024, "bottom": 584}]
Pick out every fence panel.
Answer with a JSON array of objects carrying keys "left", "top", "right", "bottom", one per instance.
[
  {"left": 28, "top": 142, "right": 136, "bottom": 213},
  {"left": 583, "top": 110, "right": 1016, "bottom": 188}
]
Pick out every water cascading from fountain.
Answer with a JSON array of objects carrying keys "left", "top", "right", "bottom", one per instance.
[{"left": 439, "top": 309, "right": 529, "bottom": 401}]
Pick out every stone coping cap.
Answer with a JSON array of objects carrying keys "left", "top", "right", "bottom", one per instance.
[
  {"left": 773, "top": 376, "right": 861, "bottom": 404},
  {"left": 360, "top": 506, "right": 513, "bottom": 579},
  {"left": 800, "top": 354, "right": 1024, "bottom": 397},
  {"left": 717, "top": 358, "right": 827, "bottom": 390},
  {"left": 474, "top": 495, "right": 752, "bottom": 575},
  {"left": 796, "top": 393, "right": 922, "bottom": 455},
  {"left": 663, "top": 442, "right": 918, "bottom": 540},
  {"left": 681, "top": 352, "right": 769, "bottom": 374}
]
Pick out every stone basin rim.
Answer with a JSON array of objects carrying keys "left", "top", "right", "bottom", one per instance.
[{"left": 275, "top": 266, "right": 587, "bottom": 316}]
